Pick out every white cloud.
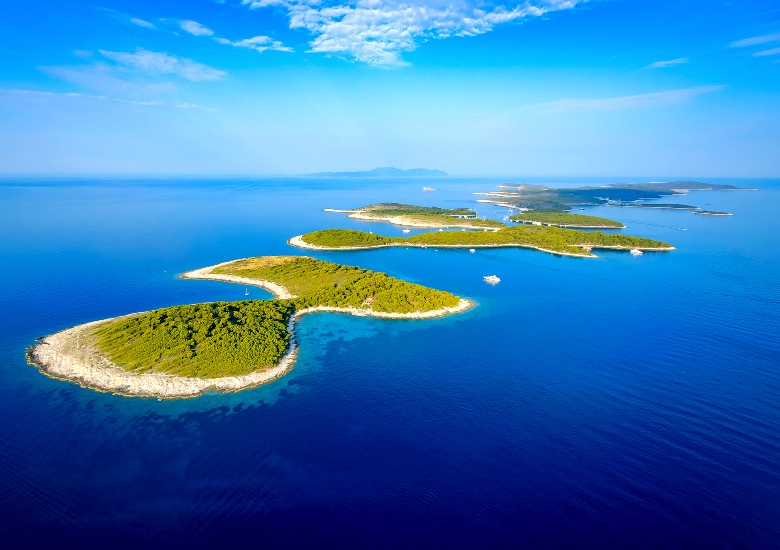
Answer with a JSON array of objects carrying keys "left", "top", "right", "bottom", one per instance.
[
  {"left": 99, "top": 48, "right": 226, "bottom": 81},
  {"left": 175, "top": 15, "right": 293, "bottom": 54},
  {"left": 240, "top": 0, "right": 585, "bottom": 66},
  {"left": 215, "top": 35, "right": 294, "bottom": 53},
  {"left": 731, "top": 31, "right": 780, "bottom": 48},
  {"left": 646, "top": 57, "right": 688, "bottom": 69},
  {"left": 524, "top": 86, "right": 726, "bottom": 114},
  {"left": 754, "top": 47, "right": 780, "bottom": 57},
  {"left": 180, "top": 20, "right": 215, "bottom": 36},
  {"left": 130, "top": 17, "right": 156, "bottom": 29}
]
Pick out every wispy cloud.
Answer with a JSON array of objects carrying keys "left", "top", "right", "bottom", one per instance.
[
  {"left": 180, "top": 20, "right": 214, "bottom": 37},
  {"left": 524, "top": 86, "right": 726, "bottom": 114},
  {"left": 731, "top": 31, "right": 780, "bottom": 48},
  {"left": 99, "top": 48, "right": 226, "bottom": 81},
  {"left": 40, "top": 63, "right": 177, "bottom": 97},
  {"left": 130, "top": 17, "right": 156, "bottom": 29},
  {"left": 173, "top": 16, "right": 293, "bottom": 54},
  {"left": 0, "top": 88, "right": 200, "bottom": 109},
  {"left": 97, "top": 8, "right": 160, "bottom": 31},
  {"left": 215, "top": 35, "right": 294, "bottom": 53},
  {"left": 239, "top": 0, "right": 585, "bottom": 67},
  {"left": 645, "top": 57, "right": 688, "bottom": 69},
  {"left": 754, "top": 47, "right": 780, "bottom": 57}
]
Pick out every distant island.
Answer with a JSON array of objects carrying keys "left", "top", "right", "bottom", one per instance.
[
  {"left": 28, "top": 256, "right": 471, "bottom": 399},
  {"left": 476, "top": 181, "right": 745, "bottom": 215},
  {"left": 290, "top": 227, "right": 674, "bottom": 258},
  {"left": 309, "top": 167, "right": 448, "bottom": 178},
  {"left": 325, "top": 203, "right": 504, "bottom": 230},
  {"left": 326, "top": 202, "right": 625, "bottom": 230},
  {"left": 692, "top": 211, "right": 733, "bottom": 216}
]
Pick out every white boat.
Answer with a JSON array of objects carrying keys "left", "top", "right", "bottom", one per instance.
[
  {"left": 422, "top": 186, "right": 436, "bottom": 191},
  {"left": 245, "top": 288, "right": 250, "bottom": 296},
  {"left": 402, "top": 229, "right": 410, "bottom": 233},
  {"left": 630, "top": 248, "right": 643, "bottom": 256},
  {"left": 469, "top": 249, "right": 476, "bottom": 253},
  {"left": 483, "top": 275, "right": 501, "bottom": 284}
]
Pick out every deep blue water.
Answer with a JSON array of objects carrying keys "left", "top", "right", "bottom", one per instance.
[{"left": 0, "top": 177, "right": 778, "bottom": 548}]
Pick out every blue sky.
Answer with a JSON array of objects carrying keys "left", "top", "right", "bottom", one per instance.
[{"left": 1, "top": 0, "right": 779, "bottom": 177}]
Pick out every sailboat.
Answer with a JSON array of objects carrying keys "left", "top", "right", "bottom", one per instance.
[{"left": 245, "top": 288, "right": 250, "bottom": 296}]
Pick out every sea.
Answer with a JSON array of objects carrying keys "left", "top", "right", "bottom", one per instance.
[{"left": 0, "top": 177, "right": 777, "bottom": 548}]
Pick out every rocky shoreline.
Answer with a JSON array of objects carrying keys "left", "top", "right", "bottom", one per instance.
[
  {"left": 27, "top": 270, "right": 473, "bottom": 399},
  {"left": 288, "top": 235, "right": 675, "bottom": 258},
  {"left": 324, "top": 208, "right": 502, "bottom": 231},
  {"left": 181, "top": 260, "right": 295, "bottom": 299}
]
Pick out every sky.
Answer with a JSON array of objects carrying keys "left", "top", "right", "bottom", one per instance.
[{"left": 1, "top": 0, "right": 779, "bottom": 177}]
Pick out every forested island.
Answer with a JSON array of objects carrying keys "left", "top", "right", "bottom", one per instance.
[
  {"left": 325, "top": 203, "right": 505, "bottom": 230},
  {"left": 290, "top": 226, "right": 674, "bottom": 258},
  {"left": 28, "top": 256, "right": 470, "bottom": 398},
  {"left": 509, "top": 212, "right": 625, "bottom": 228},
  {"left": 476, "top": 181, "right": 743, "bottom": 214}
]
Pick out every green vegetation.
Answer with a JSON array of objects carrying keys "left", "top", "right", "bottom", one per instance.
[
  {"left": 213, "top": 256, "right": 460, "bottom": 312},
  {"left": 92, "top": 256, "right": 462, "bottom": 379},
  {"left": 360, "top": 203, "right": 475, "bottom": 216},
  {"left": 301, "top": 226, "right": 673, "bottom": 257},
  {"left": 342, "top": 202, "right": 506, "bottom": 229},
  {"left": 302, "top": 229, "right": 402, "bottom": 247},
  {"left": 509, "top": 212, "right": 624, "bottom": 228},
  {"left": 93, "top": 300, "right": 294, "bottom": 379}
]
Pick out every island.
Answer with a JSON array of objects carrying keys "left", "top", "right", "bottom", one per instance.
[
  {"left": 325, "top": 203, "right": 505, "bottom": 230},
  {"left": 509, "top": 212, "right": 625, "bottom": 228},
  {"left": 476, "top": 181, "right": 743, "bottom": 214},
  {"left": 692, "top": 211, "right": 733, "bottom": 216},
  {"left": 289, "top": 227, "right": 674, "bottom": 258},
  {"left": 308, "top": 167, "right": 447, "bottom": 178},
  {"left": 611, "top": 203, "right": 699, "bottom": 210},
  {"left": 28, "top": 256, "right": 471, "bottom": 399}
]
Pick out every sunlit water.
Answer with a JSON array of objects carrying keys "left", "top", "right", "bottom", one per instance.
[{"left": 0, "top": 177, "right": 777, "bottom": 547}]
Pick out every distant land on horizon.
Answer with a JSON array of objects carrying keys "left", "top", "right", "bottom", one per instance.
[{"left": 308, "top": 167, "right": 448, "bottom": 178}]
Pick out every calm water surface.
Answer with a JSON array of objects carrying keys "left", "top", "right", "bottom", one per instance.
[{"left": 0, "top": 177, "right": 778, "bottom": 547}]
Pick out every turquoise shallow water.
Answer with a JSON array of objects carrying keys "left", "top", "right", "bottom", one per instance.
[{"left": 0, "top": 177, "right": 778, "bottom": 547}]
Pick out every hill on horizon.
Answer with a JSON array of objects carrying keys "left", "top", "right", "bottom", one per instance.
[{"left": 308, "top": 167, "right": 448, "bottom": 178}]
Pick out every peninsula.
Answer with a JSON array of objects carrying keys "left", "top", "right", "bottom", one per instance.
[
  {"left": 290, "top": 227, "right": 674, "bottom": 258},
  {"left": 28, "top": 256, "right": 471, "bottom": 399},
  {"left": 325, "top": 203, "right": 505, "bottom": 230}
]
